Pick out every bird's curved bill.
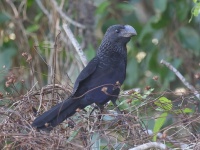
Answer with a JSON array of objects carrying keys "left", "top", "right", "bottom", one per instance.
[{"left": 121, "top": 25, "right": 137, "bottom": 37}]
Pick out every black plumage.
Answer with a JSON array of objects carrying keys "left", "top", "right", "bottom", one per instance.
[{"left": 32, "top": 24, "right": 137, "bottom": 130}]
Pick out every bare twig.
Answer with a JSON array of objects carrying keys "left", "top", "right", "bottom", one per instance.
[
  {"left": 35, "top": 0, "right": 52, "bottom": 22},
  {"left": 63, "top": 24, "right": 88, "bottom": 67},
  {"left": 129, "top": 142, "right": 166, "bottom": 150},
  {"left": 50, "top": 0, "right": 85, "bottom": 29},
  {"left": 52, "top": 31, "right": 61, "bottom": 101},
  {"left": 160, "top": 59, "right": 200, "bottom": 100},
  {"left": 38, "top": 86, "right": 44, "bottom": 113},
  {"left": 23, "top": 84, "right": 72, "bottom": 98},
  {"left": 145, "top": 129, "right": 189, "bottom": 148},
  {"left": 6, "top": 0, "right": 19, "bottom": 18}
]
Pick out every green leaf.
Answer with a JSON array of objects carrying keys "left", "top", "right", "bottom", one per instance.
[
  {"left": 114, "top": 97, "right": 130, "bottom": 111},
  {"left": 132, "top": 92, "right": 142, "bottom": 100},
  {"left": 27, "top": 0, "right": 34, "bottom": 7},
  {"left": 95, "top": 1, "right": 110, "bottom": 14},
  {"left": 0, "top": 99, "right": 11, "bottom": 106},
  {"left": 125, "top": 58, "right": 138, "bottom": 87},
  {"left": 151, "top": 15, "right": 169, "bottom": 29},
  {"left": 177, "top": 27, "right": 200, "bottom": 56},
  {"left": 0, "top": 12, "right": 10, "bottom": 24},
  {"left": 174, "top": 108, "right": 193, "bottom": 114},
  {"left": 138, "top": 16, "right": 155, "bottom": 42},
  {"left": 175, "top": 0, "right": 190, "bottom": 21},
  {"left": 34, "top": 12, "right": 43, "bottom": 22},
  {"left": 67, "top": 128, "right": 80, "bottom": 142},
  {"left": 91, "top": 132, "right": 101, "bottom": 150},
  {"left": 0, "top": 47, "right": 16, "bottom": 70},
  {"left": 116, "top": 4, "right": 134, "bottom": 12},
  {"left": 153, "top": 0, "right": 167, "bottom": 13},
  {"left": 154, "top": 97, "right": 172, "bottom": 111},
  {"left": 0, "top": 44, "right": 16, "bottom": 91},
  {"left": 189, "top": 1, "right": 200, "bottom": 22},
  {"left": 183, "top": 108, "right": 193, "bottom": 113},
  {"left": 153, "top": 112, "right": 168, "bottom": 141},
  {"left": 26, "top": 24, "right": 40, "bottom": 33},
  {"left": 142, "top": 88, "right": 154, "bottom": 99},
  {"left": 148, "top": 49, "right": 159, "bottom": 73},
  {"left": 193, "top": 5, "right": 200, "bottom": 16}
]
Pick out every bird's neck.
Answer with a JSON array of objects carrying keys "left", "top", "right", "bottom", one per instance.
[{"left": 97, "top": 40, "right": 127, "bottom": 61}]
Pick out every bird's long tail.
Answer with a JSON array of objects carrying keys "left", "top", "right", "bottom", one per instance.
[{"left": 32, "top": 98, "right": 80, "bottom": 130}]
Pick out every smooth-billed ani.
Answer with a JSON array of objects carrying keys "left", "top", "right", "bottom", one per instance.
[{"left": 32, "top": 24, "right": 137, "bottom": 130}]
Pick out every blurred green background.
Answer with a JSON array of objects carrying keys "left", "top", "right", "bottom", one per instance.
[
  {"left": 0, "top": 1, "right": 200, "bottom": 149},
  {"left": 0, "top": 0, "right": 200, "bottom": 94}
]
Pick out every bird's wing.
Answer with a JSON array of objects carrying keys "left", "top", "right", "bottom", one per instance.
[{"left": 72, "top": 57, "right": 99, "bottom": 94}]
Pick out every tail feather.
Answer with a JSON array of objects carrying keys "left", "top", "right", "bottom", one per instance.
[{"left": 32, "top": 98, "right": 80, "bottom": 130}]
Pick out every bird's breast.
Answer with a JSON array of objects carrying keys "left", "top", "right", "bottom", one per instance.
[{"left": 73, "top": 57, "right": 126, "bottom": 104}]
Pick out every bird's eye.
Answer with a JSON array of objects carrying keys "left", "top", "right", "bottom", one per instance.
[{"left": 115, "top": 29, "right": 120, "bottom": 33}]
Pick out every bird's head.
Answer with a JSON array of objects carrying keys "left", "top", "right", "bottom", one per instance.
[{"left": 103, "top": 24, "right": 137, "bottom": 45}]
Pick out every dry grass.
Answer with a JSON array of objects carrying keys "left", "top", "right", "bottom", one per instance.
[{"left": 0, "top": 81, "right": 200, "bottom": 149}]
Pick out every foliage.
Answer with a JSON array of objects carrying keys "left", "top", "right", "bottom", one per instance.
[
  {"left": 190, "top": 0, "right": 200, "bottom": 22},
  {"left": 0, "top": 0, "right": 200, "bottom": 149},
  {"left": 0, "top": 0, "right": 200, "bottom": 91}
]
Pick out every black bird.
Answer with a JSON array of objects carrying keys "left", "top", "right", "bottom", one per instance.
[{"left": 32, "top": 24, "right": 137, "bottom": 130}]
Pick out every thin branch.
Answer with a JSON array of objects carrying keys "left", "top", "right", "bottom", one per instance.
[
  {"left": 160, "top": 59, "right": 200, "bottom": 100},
  {"left": 35, "top": 0, "right": 52, "bottom": 22},
  {"left": 145, "top": 129, "right": 189, "bottom": 148},
  {"left": 6, "top": 0, "right": 19, "bottom": 18},
  {"left": 38, "top": 86, "right": 44, "bottom": 113},
  {"left": 52, "top": 31, "right": 61, "bottom": 101},
  {"left": 129, "top": 142, "right": 167, "bottom": 150},
  {"left": 63, "top": 24, "right": 88, "bottom": 67},
  {"left": 6, "top": 0, "right": 30, "bottom": 51},
  {"left": 23, "top": 84, "right": 72, "bottom": 97},
  {"left": 51, "top": 0, "right": 86, "bottom": 29}
]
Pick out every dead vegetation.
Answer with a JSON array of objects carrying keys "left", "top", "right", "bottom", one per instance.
[{"left": 0, "top": 76, "right": 200, "bottom": 149}]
